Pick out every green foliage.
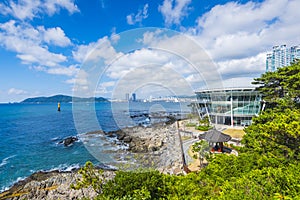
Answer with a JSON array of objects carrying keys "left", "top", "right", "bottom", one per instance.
[
  {"left": 242, "top": 108, "right": 300, "bottom": 160},
  {"left": 252, "top": 60, "right": 300, "bottom": 109},
  {"left": 100, "top": 170, "right": 164, "bottom": 199},
  {"left": 195, "top": 125, "right": 213, "bottom": 131},
  {"left": 199, "top": 116, "right": 210, "bottom": 126},
  {"left": 192, "top": 140, "right": 210, "bottom": 168},
  {"left": 70, "top": 161, "right": 104, "bottom": 194}
]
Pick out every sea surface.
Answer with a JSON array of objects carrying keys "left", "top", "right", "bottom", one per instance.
[{"left": 0, "top": 101, "right": 190, "bottom": 191}]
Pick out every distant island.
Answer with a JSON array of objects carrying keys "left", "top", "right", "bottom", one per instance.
[{"left": 21, "top": 95, "right": 108, "bottom": 103}]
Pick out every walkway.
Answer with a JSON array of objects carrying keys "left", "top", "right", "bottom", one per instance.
[{"left": 182, "top": 138, "right": 198, "bottom": 165}]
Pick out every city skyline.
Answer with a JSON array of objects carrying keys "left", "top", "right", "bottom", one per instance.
[{"left": 1, "top": 0, "right": 300, "bottom": 102}]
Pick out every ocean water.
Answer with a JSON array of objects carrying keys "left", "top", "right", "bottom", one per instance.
[{"left": 0, "top": 101, "right": 190, "bottom": 191}]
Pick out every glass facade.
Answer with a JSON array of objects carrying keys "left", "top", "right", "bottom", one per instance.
[{"left": 195, "top": 88, "right": 262, "bottom": 126}]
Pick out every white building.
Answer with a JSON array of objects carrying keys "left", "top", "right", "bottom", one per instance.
[{"left": 266, "top": 45, "right": 300, "bottom": 72}]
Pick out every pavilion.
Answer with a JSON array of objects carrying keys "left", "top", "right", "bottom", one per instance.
[{"left": 199, "top": 129, "right": 232, "bottom": 152}]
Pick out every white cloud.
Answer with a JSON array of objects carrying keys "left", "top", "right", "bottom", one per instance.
[
  {"left": 44, "top": 0, "right": 79, "bottom": 16},
  {"left": 0, "top": 20, "right": 70, "bottom": 68},
  {"left": 193, "top": 0, "right": 300, "bottom": 62},
  {"left": 39, "top": 26, "right": 72, "bottom": 47},
  {"left": 158, "top": 0, "right": 191, "bottom": 26},
  {"left": 126, "top": 4, "right": 149, "bottom": 25},
  {"left": 105, "top": 48, "right": 170, "bottom": 79},
  {"left": 8, "top": 88, "right": 27, "bottom": 95},
  {"left": 0, "top": 0, "right": 79, "bottom": 20},
  {"left": 72, "top": 36, "right": 122, "bottom": 64},
  {"left": 110, "top": 27, "right": 120, "bottom": 44},
  {"left": 217, "top": 53, "right": 266, "bottom": 77},
  {"left": 0, "top": 0, "right": 40, "bottom": 20}
]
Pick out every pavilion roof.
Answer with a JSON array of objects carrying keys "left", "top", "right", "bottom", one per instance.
[{"left": 199, "top": 129, "right": 232, "bottom": 143}]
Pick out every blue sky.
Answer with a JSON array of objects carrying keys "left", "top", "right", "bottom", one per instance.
[{"left": 0, "top": 0, "right": 299, "bottom": 102}]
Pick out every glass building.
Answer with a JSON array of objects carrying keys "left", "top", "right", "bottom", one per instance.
[{"left": 195, "top": 88, "right": 262, "bottom": 126}]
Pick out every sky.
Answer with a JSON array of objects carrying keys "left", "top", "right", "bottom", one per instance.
[{"left": 0, "top": 0, "right": 300, "bottom": 103}]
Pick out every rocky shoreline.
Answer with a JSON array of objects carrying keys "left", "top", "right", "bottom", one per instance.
[
  {"left": 0, "top": 169, "right": 115, "bottom": 200},
  {"left": 1, "top": 119, "right": 185, "bottom": 200}
]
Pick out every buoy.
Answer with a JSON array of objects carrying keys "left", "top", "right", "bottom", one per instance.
[{"left": 58, "top": 102, "right": 61, "bottom": 112}]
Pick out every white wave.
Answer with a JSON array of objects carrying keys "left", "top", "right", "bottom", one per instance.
[
  {"left": 0, "top": 155, "right": 16, "bottom": 168},
  {"left": 51, "top": 137, "right": 60, "bottom": 141},
  {"left": 0, "top": 176, "right": 26, "bottom": 193},
  {"left": 47, "top": 163, "right": 81, "bottom": 172}
]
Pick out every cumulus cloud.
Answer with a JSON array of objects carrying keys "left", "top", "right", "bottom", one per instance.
[
  {"left": 158, "top": 0, "right": 191, "bottom": 26},
  {"left": 0, "top": 0, "right": 79, "bottom": 20},
  {"left": 0, "top": 20, "right": 69, "bottom": 67},
  {"left": 72, "top": 36, "right": 122, "bottom": 64},
  {"left": 126, "top": 4, "right": 149, "bottom": 25},
  {"left": 194, "top": 0, "right": 300, "bottom": 62},
  {"left": 217, "top": 53, "right": 266, "bottom": 78},
  {"left": 44, "top": 0, "right": 79, "bottom": 16},
  {"left": 39, "top": 26, "right": 72, "bottom": 47}
]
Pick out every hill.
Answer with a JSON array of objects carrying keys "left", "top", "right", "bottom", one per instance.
[{"left": 21, "top": 95, "right": 108, "bottom": 103}]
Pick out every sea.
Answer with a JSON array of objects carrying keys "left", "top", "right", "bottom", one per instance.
[{"left": 0, "top": 101, "right": 190, "bottom": 191}]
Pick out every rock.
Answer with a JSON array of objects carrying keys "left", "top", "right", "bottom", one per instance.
[
  {"left": 104, "top": 132, "right": 115, "bottom": 137},
  {"left": 117, "top": 132, "right": 126, "bottom": 140},
  {"left": 123, "top": 136, "right": 132, "bottom": 143},
  {"left": 59, "top": 136, "right": 78, "bottom": 146}
]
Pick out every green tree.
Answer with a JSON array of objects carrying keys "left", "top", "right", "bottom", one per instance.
[
  {"left": 71, "top": 161, "right": 104, "bottom": 194},
  {"left": 242, "top": 108, "right": 300, "bottom": 160},
  {"left": 192, "top": 140, "right": 210, "bottom": 168},
  {"left": 252, "top": 60, "right": 300, "bottom": 109}
]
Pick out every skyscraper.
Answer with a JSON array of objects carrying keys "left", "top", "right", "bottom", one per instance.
[
  {"left": 266, "top": 45, "right": 300, "bottom": 72},
  {"left": 125, "top": 93, "right": 129, "bottom": 101},
  {"left": 132, "top": 93, "right": 136, "bottom": 101}
]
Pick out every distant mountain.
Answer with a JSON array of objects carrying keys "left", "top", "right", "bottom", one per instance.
[{"left": 21, "top": 95, "right": 108, "bottom": 103}]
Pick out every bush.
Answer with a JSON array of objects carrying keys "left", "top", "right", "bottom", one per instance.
[
  {"left": 196, "top": 125, "right": 213, "bottom": 131},
  {"left": 100, "top": 170, "right": 165, "bottom": 199}
]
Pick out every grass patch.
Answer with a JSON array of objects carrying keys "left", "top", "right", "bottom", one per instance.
[{"left": 223, "top": 128, "right": 245, "bottom": 139}]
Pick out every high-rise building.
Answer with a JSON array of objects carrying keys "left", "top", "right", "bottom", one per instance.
[
  {"left": 132, "top": 93, "right": 136, "bottom": 101},
  {"left": 266, "top": 45, "right": 300, "bottom": 72},
  {"left": 125, "top": 93, "right": 129, "bottom": 101}
]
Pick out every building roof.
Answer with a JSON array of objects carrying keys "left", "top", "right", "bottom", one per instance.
[
  {"left": 199, "top": 129, "right": 232, "bottom": 143},
  {"left": 195, "top": 87, "right": 256, "bottom": 94}
]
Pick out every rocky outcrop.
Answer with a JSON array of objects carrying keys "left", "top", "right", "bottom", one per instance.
[
  {"left": 108, "top": 122, "right": 184, "bottom": 174},
  {"left": 0, "top": 170, "right": 115, "bottom": 200},
  {"left": 58, "top": 136, "right": 78, "bottom": 146}
]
